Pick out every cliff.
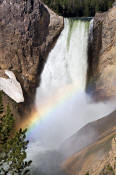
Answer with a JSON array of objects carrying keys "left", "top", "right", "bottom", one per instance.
[
  {"left": 87, "top": 4, "right": 116, "bottom": 100},
  {"left": 0, "top": 0, "right": 63, "bottom": 116},
  {"left": 60, "top": 111, "right": 116, "bottom": 160},
  {"left": 63, "top": 119, "right": 116, "bottom": 175}
]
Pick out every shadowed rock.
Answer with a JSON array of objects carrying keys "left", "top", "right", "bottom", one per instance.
[{"left": 87, "top": 4, "right": 116, "bottom": 101}]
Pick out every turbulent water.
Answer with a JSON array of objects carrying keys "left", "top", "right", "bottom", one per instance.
[
  {"left": 36, "top": 19, "right": 89, "bottom": 103},
  {"left": 27, "top": 18, "right": 115, "bottom": 174},
  {"left": 33, "top": 19, "right": 90, "bottom": 147}
]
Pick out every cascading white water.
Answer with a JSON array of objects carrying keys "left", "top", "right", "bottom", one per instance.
[
  {"left": 36, "top": 19, "right": 89, "bottom": 104},
  {"left": 89, "top": 18, "right": 94, "bottom": 42},
  {"left": 28, "top": 19, "right": 115, "bottom": 173},
  {"left": 28, "top": 18, "right": 115, "bottom": 149}
]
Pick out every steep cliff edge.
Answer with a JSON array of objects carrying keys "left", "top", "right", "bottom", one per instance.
[
  {"left": 87, "top": 4, "right": 116, "bottom": 100},
  {"left": 60, "top": 111, "right": 116, "bottom": 160},
  {"left": 0, "top": 0, "right": 63, "bottom": 116},
  {"left": 63, "top": 122, "right": 116, "bottom": 175}
]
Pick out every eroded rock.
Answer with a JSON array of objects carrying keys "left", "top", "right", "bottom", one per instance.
[
  {"left": 0, "top": 0, "right": 63, "bottom": 116},
  {"left": 87, "top": 4, "right": 116, "bottom": 100}
]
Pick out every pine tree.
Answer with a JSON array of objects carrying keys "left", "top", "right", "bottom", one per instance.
[
  {"left": 41, "top": 0, "right": 115, "bottom": 17},
  {"left": 0, "top": 92, "right": 32, "bottom": 175}
]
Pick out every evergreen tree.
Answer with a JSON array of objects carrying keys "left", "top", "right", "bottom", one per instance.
[
  {"left": 42, "top": 0, "right": 115, "bottom": 17},
  {"left": 0, "top": 92, "right": 32, "bottom": 175}
]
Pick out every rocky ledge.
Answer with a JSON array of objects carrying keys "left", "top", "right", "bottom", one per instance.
[
  {"left": 87, "top": 4, "right": 116, "bottom": 100},
  {"left": 0, "top": 0, "right": 63, "bottom": 116}
]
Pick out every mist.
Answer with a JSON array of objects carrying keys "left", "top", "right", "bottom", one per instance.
[
  {"left": 28, "top": 93, "right": 116, "bottom": 148},
  {"left": 27, "top": 94, "right": 116, "bottom": 174},
  {"left": 26, "top": 19, "right": 116, "bottom": 174}
]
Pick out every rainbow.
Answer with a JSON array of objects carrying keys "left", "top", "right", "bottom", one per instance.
[
  {"left": 20, "top": 84, "right": 85, "bottom": 138},
  {"left": 18, "top": 18, "right": 91, "bottom": 138}
]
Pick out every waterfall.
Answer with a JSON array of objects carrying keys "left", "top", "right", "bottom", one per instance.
[
  {"left": 36, "top": 19, "right": 89, "bottom": 104},
  {"left": 27, "top": 19, "right": 116, "bottom": 174},
  {"left": 89, "top": 18, "right": 94, "bottom": 42},
  {"left": 27, "top": 18, "right": 115, "bottom": 150}
]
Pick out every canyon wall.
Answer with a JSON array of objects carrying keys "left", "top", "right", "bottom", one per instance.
[
  {"left": 87, "top": 3, "right": 116, "bottom": 100},
  {"left": 60, "top": 111, "right": 116, "bottom": 160},
  {"left": 63, "top": 4, "right": 116, "bottom": 175},
  {"left": 63, "top": 117, "right": 116, "bottom": 175},
  {"left": 0, "top": 0, "right": 63, "bottom": 116}
]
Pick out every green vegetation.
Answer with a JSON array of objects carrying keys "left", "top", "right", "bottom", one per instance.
[
  {"left": 85, "top": 172, "right": 89, "bottom": 175},
  {"left": 99, "top": 164, "right": 115, "bottom": 175},
  {"left": 42, "top": 0, "right": 115, "bottom": 17},
  {"left": 0, "top": 92, "right": 32, "bottom": 175},
  {"left": 85, "top": 164, "right": 115, "bottom": 175},
  {"left": 106, "top": 164, "right": 114, "bottom": 172}
]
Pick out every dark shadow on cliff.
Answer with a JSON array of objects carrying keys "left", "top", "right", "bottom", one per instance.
[{"left": 86, "top": 18, "right": 103, "bottom": 100}]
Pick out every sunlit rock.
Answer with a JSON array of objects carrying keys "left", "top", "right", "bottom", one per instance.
[{"left": 0, "top": 70, "right": 24, "bottom": 103}]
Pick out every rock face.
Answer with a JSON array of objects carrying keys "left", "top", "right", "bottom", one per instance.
[
  {"left": 60, "top": 111, "right": 116, "bottom": 160},
  {"left": 87, "top": 4, "right": 116, "bottom": 100},
  {"left": 0, "top": 0, "right": 63, "bottom": 116},
  {"left": 63, "top": 124, "right": 116, "bottom": 175}
]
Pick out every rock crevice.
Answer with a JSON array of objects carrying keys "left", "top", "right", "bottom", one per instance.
[{"left": 87, "top": 4, "right": 116, "bottom": 100}]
